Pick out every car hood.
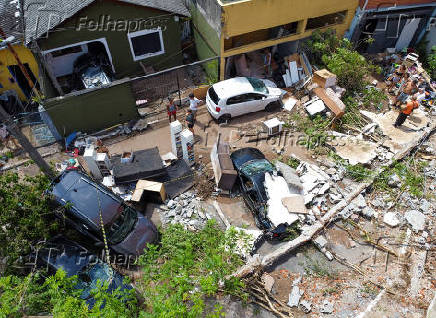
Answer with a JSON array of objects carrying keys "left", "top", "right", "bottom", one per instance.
[{"left": 111, "top": 216, "right": 158, "bottom": 255}]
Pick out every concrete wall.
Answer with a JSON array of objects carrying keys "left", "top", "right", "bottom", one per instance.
[
  {"left": 187, "top": 0, "right": 221, "bottom": 79},
  {"left": 43, "top": 80, "right": 139, "bottom": 136},
  {"left": 37, "top": 1, "right": 184, "bottom": 79},
  {"left": 220, "top": 0, "right": 358, "bottom": 38},
  {"left": 0, "top": 44, "right": 39, "bottom": 101},
  {"left": 359, "top": 0, "right": 436, "bottom": 9}
]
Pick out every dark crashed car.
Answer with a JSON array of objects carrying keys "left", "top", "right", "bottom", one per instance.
[
  {"left": 34, "top": 236, "right": 131, "bottom": 307},
  {"left": 47, "top": 170, "right": 158, "bottom": 255},
  {"left": 230, "top": 147, "right": 291, "bottom": 239}
]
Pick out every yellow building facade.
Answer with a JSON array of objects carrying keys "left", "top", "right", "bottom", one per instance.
[
  {"left": 0, "top": 44, "right": 40, "bottom": 101},
  {"left": 214, "top": 0, "right": 359, "bottom": 79}
]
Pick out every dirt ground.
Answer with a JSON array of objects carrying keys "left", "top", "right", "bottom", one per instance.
[{"left": 4, "top": 91, "right": 435, "bottom": 318}]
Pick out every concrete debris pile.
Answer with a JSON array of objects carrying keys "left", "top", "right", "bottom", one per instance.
[
  {"left": 295, "top": 161, "right": 335, "bottom": 207},
  {"left": 160, "top": 191, "right": 212, "bottom": 230},
  {"left": 327, "top": 131, "right": 379, "bottom": 165}
]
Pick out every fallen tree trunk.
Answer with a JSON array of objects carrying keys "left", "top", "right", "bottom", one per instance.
[{"left": 230, "top": 121, "right": 436, "bottom": 279}]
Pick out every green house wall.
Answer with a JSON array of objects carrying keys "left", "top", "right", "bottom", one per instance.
[
  {"left": 38, "top": 0, "right": 184, "bottom": 79},
  {"left": 44, "top": 80, "right": 139, "bottom": 136}
]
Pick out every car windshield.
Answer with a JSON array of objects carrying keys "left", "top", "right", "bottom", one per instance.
[
  {"left": 208, "top": 86, "right": 220, "bottom": 105},
  {"left": 247, "top": 77, "right": 268, "bottom": 94},
  {"left": 240, "top": 159, "right": 274, "bottom": 177},
  {"left": 106, "top": 205, "right": 137, "bottom": 244},
  {"left": 81, "top": 66, "right": 110, "bottom": 88},
  {"left": 76, "top": 262, "right": 114, "bottom": 299}
]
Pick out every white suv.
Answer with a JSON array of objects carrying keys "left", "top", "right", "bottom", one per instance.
[{"left": 206, "top": 77, "right": 285, "bottom": 123}]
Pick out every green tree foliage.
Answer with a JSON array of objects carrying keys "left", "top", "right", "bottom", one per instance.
[
  {"left": 0, "top": 270, "right": 138, "bottom": 318},
  {"left": 304, "top": 30, "right": 381, "bottom": 94},
  {"left": 137, "top": 220, "right": 250, "bottom": 317},
  {"left": 322, "top": 47, "right": 380, "bottom": 93},
  {"left": 0, "top": 173, "right": 57, "bottom": 272}
]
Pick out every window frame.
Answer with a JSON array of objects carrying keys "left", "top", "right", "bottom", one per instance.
[{"left": 127, "top": 28, "right": 165, "bottom": 61}]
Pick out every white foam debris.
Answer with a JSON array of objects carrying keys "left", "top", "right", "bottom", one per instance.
[{"left": 264, "top": 173, "right": 299, "bottom": 227}]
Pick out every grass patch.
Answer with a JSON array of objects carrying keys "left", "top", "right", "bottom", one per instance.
[
  {"left": 374, "top": 159, "right": 426, "bottom": 198},
  {"left": 137, "top": 220, "right": 251, "bottom": 317}
]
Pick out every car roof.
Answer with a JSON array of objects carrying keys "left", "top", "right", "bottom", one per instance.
[
  {"left": 230, "top": 147, "right": 266, "bottom": 171},
  {"left": 37, "top": 236, "right": 96, "bottom": 275},
  {"left": 49, "top": 170, "right": 121, "bottom": 227},
  {"left": 212, "top": 77, "right": 254, "bottom": 98}
]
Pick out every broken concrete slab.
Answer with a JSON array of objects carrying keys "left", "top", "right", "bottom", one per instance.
[
  {"left": 388, "top": 174, "right": 401, "bottom": 187},
  {"left": 383, "top": 212, "right": 400, "bottom": 227},
  {"left": 327, "top": 131, "right": 379, "bottom": 165},
  {"left": 361, "top": 206, "right": 376, "bottom": 219},
  {"left": 261, "top": 273, "right": 275, "bottom": 293},
  {"left": 313, "top": 235, "right": 328, "bottom": 249},
  {"left": 300, "top": 300, "right": 312, "bottom": 313},
  {"left": 320, "top": 299, "right": 334, "bottom": 314},
  {"left": 360, "top": 109, "right": 431, "bottom": 153},
  {"left": 405, "top": 210, "right": 426, "bottom": 232},
  {"left": 288, "top": 285, "right": 304, "bottom": 307},
  {"left": 275, "top": 161, "right": 304, "bottom": 193},
  {"left": 352, "top": 194, "right": 367, "bottom": 209},
  {"left": 281, "top": 195, "right": 308, "bottom": 214}
]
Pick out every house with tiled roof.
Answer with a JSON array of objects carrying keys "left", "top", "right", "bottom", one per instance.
[{"left": 23, "top": 0, "right": 191, "bottom": 97}]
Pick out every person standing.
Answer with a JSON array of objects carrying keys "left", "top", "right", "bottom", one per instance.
[
  {"left": 395, "top": 78, "right": 418, "bottom": 106},
  {"left": 167, "top": 97, "right": 177, "bottom": 123},
  {"left": 394, "top": 95, "right": 419, "bottom": 128},
  {"left": 188, "top": 93, "right": 201, "bottom": 118},
  {"left": 186, "top": 109, "right": 195, "bottom": 135}
]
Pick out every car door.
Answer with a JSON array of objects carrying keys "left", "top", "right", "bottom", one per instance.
[
  {"left": 245, "top": 93, "right": 268, "bottom": 111},
  {"left": 225, "top": 94, "right": 249, "bottom": 117},
  {"left": 240, "top": 174, "right": 258, "bottom": 212}
]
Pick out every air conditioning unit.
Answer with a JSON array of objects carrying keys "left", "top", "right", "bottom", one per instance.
[{"left": 263, "top": 117, "right": 284, "bottom": 136}]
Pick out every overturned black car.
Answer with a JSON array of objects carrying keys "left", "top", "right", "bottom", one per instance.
[
  {"left": 230, "top": 148, "right": 302, "bottom": 240},
  {"left": 46, "top": 170, "right": 158, "bottom": 256}
]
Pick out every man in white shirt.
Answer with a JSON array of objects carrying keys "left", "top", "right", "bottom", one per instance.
[{"left": 189, "top": 93, "right": 201, "bottom": 118}]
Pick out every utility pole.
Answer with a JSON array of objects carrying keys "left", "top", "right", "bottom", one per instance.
[
  {"left": 0, "top": 105, "right": 54, "bottom": 179},
  {"left": 0, "top": 27, "right": 42, "bottom": 100}
]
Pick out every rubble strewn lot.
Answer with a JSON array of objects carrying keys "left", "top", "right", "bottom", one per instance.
[{"left": 1, "top": 33, "right": 436, "bottom": 317}]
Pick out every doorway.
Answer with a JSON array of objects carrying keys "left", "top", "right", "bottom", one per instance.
[{"left": 7, "top": 63, "right": 39, "bottom": 99}]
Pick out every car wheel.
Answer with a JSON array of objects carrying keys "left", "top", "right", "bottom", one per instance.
[
  {"left": 217, "top": 114, "right": 231, "bottom": 124},
  {"left": 265, "top": 101, "right": 280, "bottom": 112}
]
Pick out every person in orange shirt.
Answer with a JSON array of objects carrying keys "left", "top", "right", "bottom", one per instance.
[{"left": 393, "top": 95, "right": 419, "bottom": 128}]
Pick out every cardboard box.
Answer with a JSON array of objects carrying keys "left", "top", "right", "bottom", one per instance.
[
  {"left": 313, "top": 87, "right": 345, "bottom": 117},
  {"left": 132, "top": 180, "right": 166, "bottom": 203},
  {"left": 313, "top": 69, "right": 337, "bottom": 88}
]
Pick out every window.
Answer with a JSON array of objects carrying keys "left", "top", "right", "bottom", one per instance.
[
  {"left": 208, "top": 87, "right": 220, "bottom": 105},
  {"left": 227, "top": 94, "right": 247, "bottom": 105},
  {"left": 306, "top": 11, "right": 347, "bottom": 30},
  {"left": 245, "top": 93, "right": 264, "bottom": 101},
  {"left": 127, "top": 29, "right": 165, "bottom": 61},
  {"left": 247, "top": 78, "right": 269, "bottom": 94},
  {"left": 227, "top": 93, "right": 264, "bottom": 105}
]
